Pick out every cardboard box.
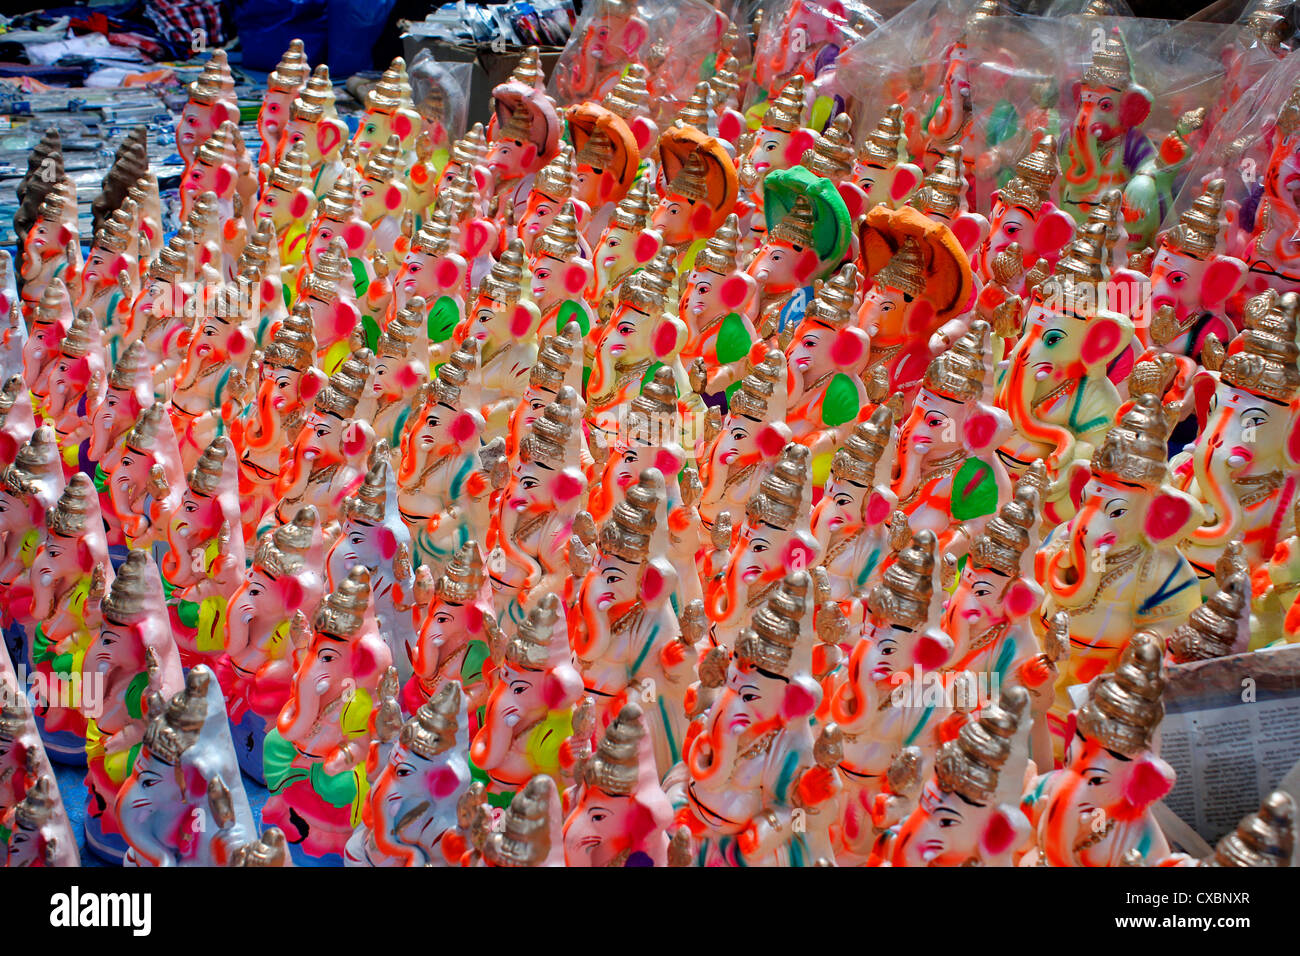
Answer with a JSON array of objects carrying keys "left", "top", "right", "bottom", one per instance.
[{"left": 400, "top": 36, "right": 563, "bottom": 127}]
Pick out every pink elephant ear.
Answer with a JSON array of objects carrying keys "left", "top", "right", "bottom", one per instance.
[
  {"left": 912, "top": 633, "right": 953, "bottom": 670},
  {"left": 890, "top": 164, "right": 922, "bottom": 201},
  {"left": 865, "top": 492, "right": 891, "bottom": 525},
  {"left": 215, "top": 165, "right": 234, "bottom": 196},
  {"left": 1288, "top": 411, "right": 1300, "bottom": 467},
  {"left": 377, "top": 527, "right": 397, "bottom": 560},
  {"left": 465, "top": 220, "right": 493, "bottom": 258},
  {"left": 1003, "top": 579, "right": 1038, "bottom": 618},
  {"left": 276, "top": 576, "right": 305, "bottom": 610},
  {"left": 392, "top": 112, "right": 414, "bottom": 140},
  {"left": 430, "top": 765, "right": 461, "bottom": 799},
  {"left": 1200, "top": 256, "right": 1246, "bottom": 307},
  {"left": 435, "top": 258, "right": 463, "bottom": 290},
  {"left": 634, "top": 232, "right": 660, "bottom": 263},
  {"left": 1034, "top": 208, "right": 1075, "bottom": 256},
  {"left": 542, "top": 670, "right": 575, "bottom": 709},
  {"left": 755, "top": 424, "right": 788, "bottom": 458},
  {"left": 1080, "top": 315, "right": 1126, "bottom": 367},
  {"left": 341, "top": 222, "right": 368, "bottom": 252},
  {"left": 630, "top": 117, "right": 655, "bottom": 152},
  {"left": 0, "top": 432, "right": 14, "bottom": 465},
  {"left": 300, "top": 368, "right": 326, "bottom": 401},
  {"left": 718, "top": 111, "right": 745, "bottom": 144},
  {"left": 781, "top": 678, "right": 819, "bottom": 722},
  {"left": 784, "top": 129, "right": 818, "bottom": 166},
  {"left": 719, "top": 274, "right": 750, "bottom": 309},
  {"left": 690, "top": 203, "right": 714, "bottom": 234},
  {"left": 290, "top": 190, "right": 312, "bottom": 218},
  {"left": 520, "top": 143, "right": 538, "bottom": 169},
  {"left": 450, "top": 411, "right": 478, "bottom": 444},
  {"left": 317, "top": 121, "right": 343, "bottom": 157},
  {"left": 981, "top": 808, "right": 1021, "bottom": 856},
  {"left": 838, "top": 182, "right": 867, "bottom": 221},
  {"left": 951, "top": 215, "right": 983, "bottom": 254},
  {"left": 829, "top": 327, "right": 869, "bottom": 369},
  {"left": 509, "top": 303, "right": 537, "bottom": 338},
  {"left": 563, "top": 262, "right": 589, "bottom": 294},
  {"left": 963, "top": 409, "right": 999, "bottom": 452},
  {"left": 621, "top": 18, "right": 649, "bottom": 56},
  {"left": 1119, "top": 90, "right": 1152, "bottom": 129},
  {"left": 341, "top": 421, "right": 368, "bottom": 457},
  {"left": 352, "top": 638, "right": 383, "bottom": 681},
  {"left": 651, "top": 317, "right": 686, "bottom": 358},
  {"left": 552, "top": 469, "right": 585, "bottom": 502},
  {"left": 1123, "top": 755, "right": 1175, "bottom": 808},
  {"left": 1142, "top": 489, "right": 1193, "bottom": 543},
  {"left": 384, "top": 185, "right": 403, "bottom": 211},
  {"left": 472, "top": 165, "right": 490, "bottom": 191},
  {"left": 76, "top": 538, "right": 94, "bottom": 573},
  {"left": 331, "top": 300, "right": 360, "bottom": 339},
  {"left": 640, "top": 561, "right": 667, "bottom": 603}
]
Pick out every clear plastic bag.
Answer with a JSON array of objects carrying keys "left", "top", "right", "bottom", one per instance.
[{"left": 408, "top": 48, "right": 472, "bottom": 148}]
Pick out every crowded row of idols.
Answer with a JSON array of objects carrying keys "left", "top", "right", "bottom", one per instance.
[{"left": 1, "top": 3, "right": 1299, "bottom": 867}]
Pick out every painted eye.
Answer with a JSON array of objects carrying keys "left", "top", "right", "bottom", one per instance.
[
  {"left": 938, "top": 816, "right": 959, "bottom": 828},
  {"left": 1107, "top": 507, "right": 1126, "bottom": 519},
  {"left": 742, "top": 692, "right": 759, "bottom": 702},
  {"left": 607, "top": 238, "right": 621, "bottom": 248},
  {"left": 1043, "top": 330, "right": 1065, "bottom": 347}
]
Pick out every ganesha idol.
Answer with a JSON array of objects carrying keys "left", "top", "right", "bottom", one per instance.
[
  {"left": 365, "top": 301, "right": 428, "bottom": 450},
  {"left": 404, "top": 543, "right": 495, "bottom": 720},
  {"left": 506, "top": 322, "right": 582, "bottom": 463},
  {"left": 879, "top": 684, "right": 1032, "bottom": 867},
  {"left": 1245, "top": 83, "right": 1300, "bottom": 294},
  {"left": 650, "top": 125, "right": 738, "bottom": 252},
  {"left": 263, "top": 566, "right": 393, "bottom": 864},
  {"left": 125, "top": 235, "right": 193, "bottom": 391},
  {"left": 744, "top": 76, "right": 819, "bottom": 184},
  {"left": 564, "top": 702, "right": 674, "bottom": 866},
  {"left": 893, "top": 321, "right": 1012, "bottom": 560},
  {"left": 748, "top": 166, "right": 851, "bottom": 338},
  {"left": 255, "top": 142, "right": 317, "bottom": 271},
  {"left": 708, "top": 443, "right": 819, "bottom": 650},
  {"left": 470, "top": 594, "right": 584, "bottom": 797},
  {"left": 589, "top": 177, "right": 661, "bottom": 310},
  {"left": 696, "top": 348, "right": 793, "bottom": 529},
  {"left": 397, "top": 340, "right": 489, "bottom": 574},
  {"left": 1036, "top": 391, "right": 1203, "bottom": 745},
  {"left": 812, "top": 406, "right": 899, "bottom": 603},
  {"left": 854, "top": 106, "right": 923, "bottom": 213},
  {"left": 527, "top": 202, "right": 595, "bottom": 341},
  {"left": 103, "top": 404, "right": 185, "bottom": 549},
  {"left": 824, "top": 529, "right": 956, "bottom": 862},
  {"left": 22, "top": 280, "right": 74, "bottom": 411},
  {"left": 175, "top": 51, "right": 238, "bottom": 167},
  {"left": 679, "top": 213, "right": 758, "bottom": 399},
  {"left": 857, "top": 204, "right": 973, "bottom": 401},
  {"left": 453, "top": 239, "right": 543, "bottom": 434},
  {"left": 270, "top": 348, "right": 376, "bottom": 530},
  {"left": 118, "top": 665, "right": 260, "bottom": 866},
  {"left": 346, "top": 680, "right": 473, "bottom": 866},
  {"left": 231, "top": 308, "right": 323, "bottom": 537},
  {"left": 257, "top": 40, "right": 310, "bottom": 166},
  {"left": 567, "top": 100, "right": 638, "bottom": 241},
  {"left": 160, "top": 438, "right": 246, "bottom": 669},
  {"left": 976, "top": 134, "right": 1075, "bottom": 296},
  {"left": 1138, "top": 179, "right": 1247, "bottom": 359},
  {"left": 221, "top": 506, "right": 324, "bottom": 783},
  {"left": 572, "top": 469, "right": 694, "bottom": 774},
  {"left": 586, "top": 253, "right": 689, "bottom": 443},
  {"left": 277, "top": 65, "right": 350, "bottom": 200},
  {"left": 993, "top": 248, "right": 1133, "bottom": 524},
  {"left": 26, "top": 474, "right": 113, "bottom": 765},
  {"left": 391, "top": 208, "right": 468, "bottom": 351},
  {"left": 82, "top": 549, "right": 185, "bottom": 864},
  {"left": 19, "top": 183, "right": 80, "bottom": 318},
  {"left": 555, "top": 0, "right": 648, "bottom": 104},
  {"left": 491, "top": 387, "right": 586, "bottom": 626},
  {"left": 44, "top": 309, "right": 107, "bottom": 473},
  {"left": 486, "top": 70, "right": 562, "bottom": 218},
  {"left": 170, "top": 281, "right": 257, "bottom": 474},
  {"left": 352, "top": 59, "right": 421, "bottom": 158},
  {"left": 1174, "top": 290, "right": 1300, "bottom": 596},
  {"left": 676, "top": 570, "right": 842, "bottom": 867},
  {"left": 784, "top": 264, "right": 873, "bottom": 479},
  {"left": 76, "top": 206, "right": 137, "bottom": 328},
  {"left": 0, "top": 430, "right": 63, "bottom": 632},
  {"left": 1021, "top": 632, "right": 1175, "bottom": 866},
  {"left": 2, "top": 775, "right": 80, "bottom": 867},
  {"left": 326, "top": 449, "right": 418, "bottom": 689}
]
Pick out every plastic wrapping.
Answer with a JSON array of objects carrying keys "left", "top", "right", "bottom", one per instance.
[
  {"left": 745, "top": 0, "right": 884, "bottom": 124},
  {"left": 408, "top": 49, "right": 472, "bottom": 154},
  {"left": 550, "top": 0, "right": 748, "bottom": 125}
]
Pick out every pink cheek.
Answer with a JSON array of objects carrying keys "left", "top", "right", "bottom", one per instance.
[
  {"left": 1004, "top": 581, "right": 1036, "bottom": 617},
  {"left": 509, "top": 305, "right": 533, "bottom": 338},
  {"left": 782, "top": 539, "right": 814, "bottom": 571},
  {"left": 1080, "top": 322, "right": 1121, "bottom": 366},
  {"left": 634, "top": 233, "right": 659, "bottom": 263},
  {"left": 278, "top": 578, "right": 305, "bottom": 610},
  {"left": 865, "top": 493, "right": 890, "bottom": 525},
  {"left": 829, "top": 330, "right": 865, "bottom": 368},
  {"left": 719, "top": 276, "right": 748, "bottom": 309},
  {"left": 342, "top": 428, "right": 367, "bottom": 457},
  {"left": 755, "top": 425, "right": 786, "bottom": 458},
  {"left": 964, "top": 412, "right": 996, "bottom": 450},
  {"left": 377, "top": 528, "right": 397, "bottom": 560},
  {"left": 466, "top": 607, "right": 484, "bottom": 634},
  {"left": 301, "top": 374, "right": 322, "bottom": 401},
  {"left": 449, "top": 412, "right": 477, "bottom": 443},
  {"left": 982, "top": 812, "right": 1016, "bottom": 855},
  {"left": 385, "top": 188, "right": 402, "bottom": 211},
  {"left": 552, "top": 472, "right": 584, "bottom": 502},
  {"left": 342, "top": 224, "right": 366, "bottom": 251},
  {"left": 1144, "top": 495, "right": 1191, "bottom": 541},
  {"left": 430, "top": 766, "right": 460, "bottom": 799},
  {"left": 435, "top": 260, "right": 460, "bottom": 289}
]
